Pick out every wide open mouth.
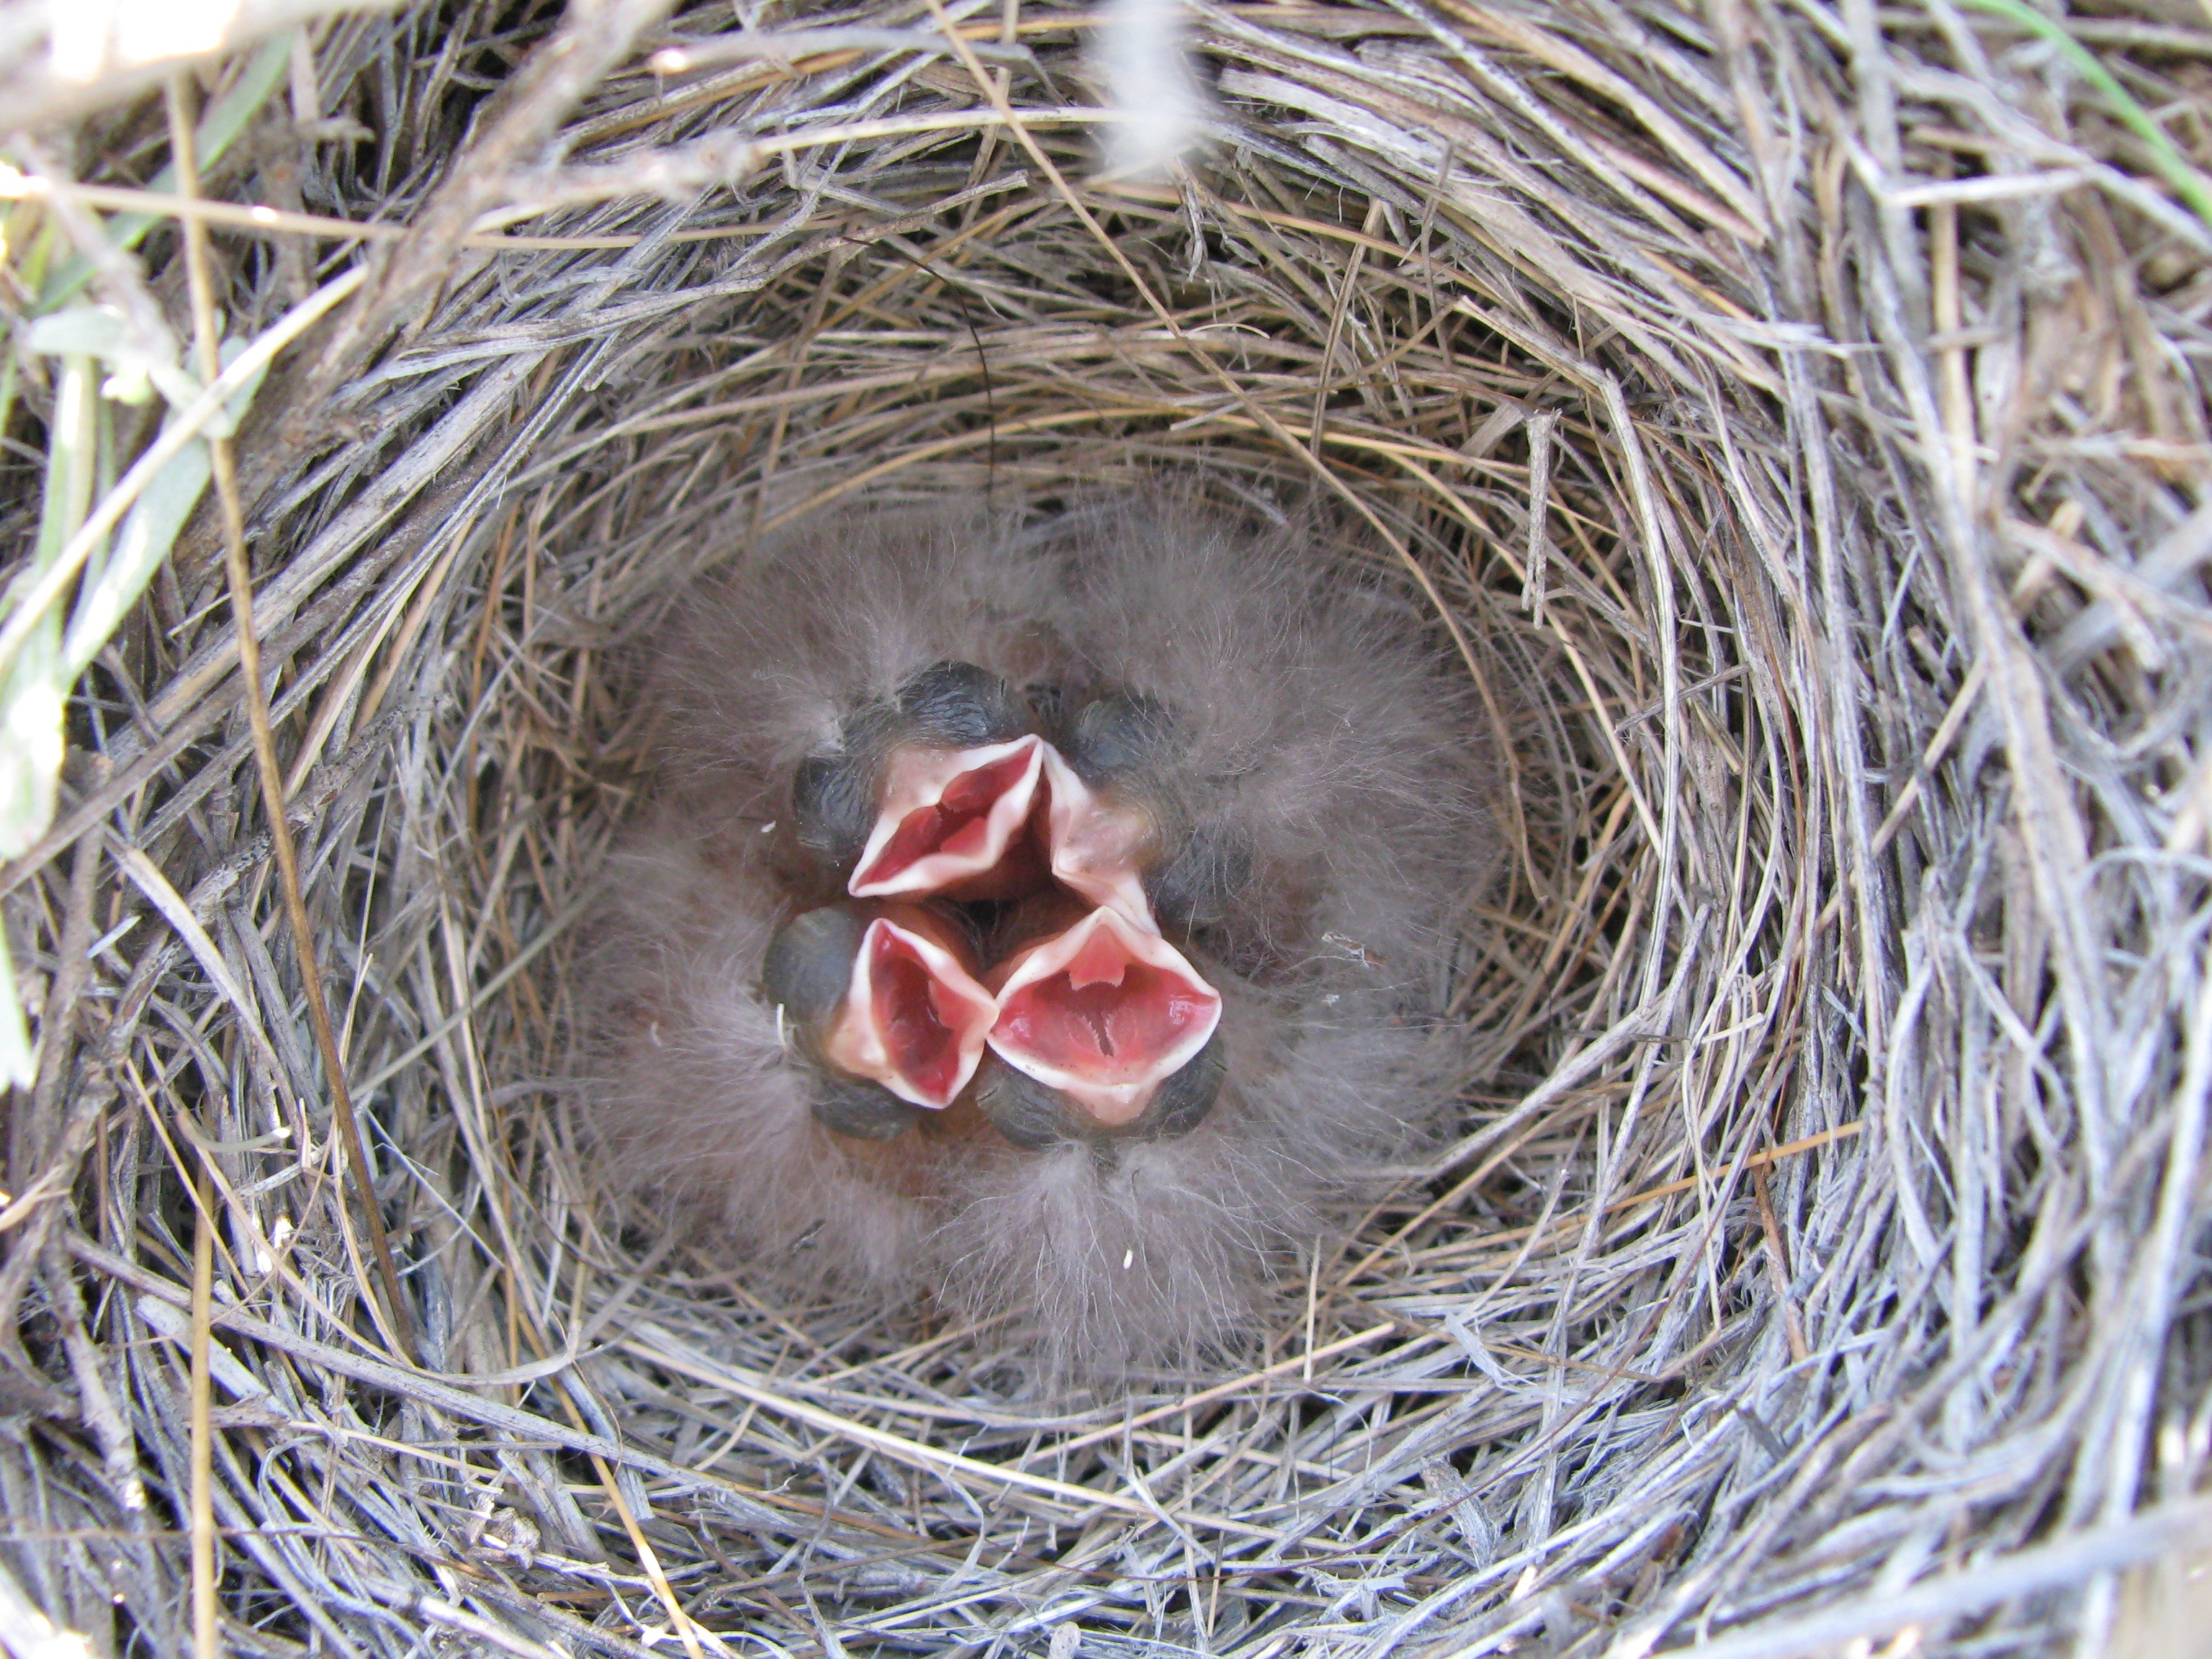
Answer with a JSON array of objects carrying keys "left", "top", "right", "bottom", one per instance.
[
  {"left": 849, "top": 736, "right": 1046, "bottom": 899},
  {"left": 987, "top": 907, "right": 1222, "bottom": 1125},
  {"left": 1037, "top": 745, "right": 1157, "bottom": 930},
  {"left": 820, "top": 913, "right": 996, "bottom": 1109}
]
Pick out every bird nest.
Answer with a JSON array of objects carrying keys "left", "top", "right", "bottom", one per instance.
[{"left": 4, "top": 1, "right": 2211, "bottom": 1655}]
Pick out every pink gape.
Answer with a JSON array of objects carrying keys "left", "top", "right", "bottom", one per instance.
[
  {"left": 817, "top": 910, "right": 997, "bottom": 1109},
  {"left": 847, "top": 735, "right": 1160, "bottom": 925},
  {"left": 848, "top": 737, "right": 1046, "bottom": 900},
  {"left": 842, "top": 729, "right": 1218, "bottom": 1125},
  {"left": 1036, "top": 746, "right": 1157, "bottom": 931},
  {"left": 986, "top": 906, "right": 1222, "bottom": 1125}
]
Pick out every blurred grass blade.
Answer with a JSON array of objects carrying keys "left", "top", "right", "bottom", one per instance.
[
  {"left": 36, "top": 36, "right": 292, "bottom": 311},
  {"left": 61, "top": 346, "right": 264, "bottom": 678},
  {"left": 0, "top": 354, "right": 95, "bottom": 1087},
  {"left": 0, "top": 949, "right": 27, "bottom": 1092},
  {"left": 2, "top": 317, "right": 271, "bottom": 1087},
  {"left": 0, "top": 265, "right": 361, "bottom": 693},
  {"left": 1, "top": 355, "right": 93, "bottom": 863},
  {"left": 1957, "top": 0, "right": 2212, "bottom": 228}
]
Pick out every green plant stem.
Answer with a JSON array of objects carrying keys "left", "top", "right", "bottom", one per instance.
[{"left": 1958, "top": 0, "right": 2212, "bottom": 228}]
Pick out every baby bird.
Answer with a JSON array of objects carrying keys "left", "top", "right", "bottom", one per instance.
[
  {"left": 583, "top": 817, "right": 942, "bottom": 1287},
  {"left": 973, "top": 891, "right": 1226, "bottom": 1149},
  {"left": 762, "top": 900, "right": 997, "bottom": 1138},
  {"left": 585, "top": 499, "right": 1498, "bottom": 1375},
  {"left": 924, "top": 502, "right": 1499, "bottom": 1377},
  {"left": 583, "top": 515, "right": 1065, "bottom": 1287},
  {"left": 792, "top": 661, "right": 1051, "bottom": 902}
]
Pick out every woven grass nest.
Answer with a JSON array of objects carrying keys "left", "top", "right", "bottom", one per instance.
[{"left": 4, "top": 0, "right": 2211, "bottom": 1654}]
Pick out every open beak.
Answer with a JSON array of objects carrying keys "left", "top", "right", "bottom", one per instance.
[
  {"left": 985, "top": 905, "right": 1223, "bottom": 1126},
  {"left": 1036, "top": 745, "right": 1159, "bottom": 931},
  {"left": 848, "top": 736, "right": 1047, "bottom": 901},
  {"left": 771, "top": 904, "right": 997, "bottom": 1110}
]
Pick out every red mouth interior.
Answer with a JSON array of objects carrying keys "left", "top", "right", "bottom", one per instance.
[
  {"left": 994, "top": 928, "right": 1210, "bottom": 1081},
  {"left": 869, "top": 929, "right": 978, "bottom": 1105},
  {"left": 857, "top": 748, "right": 1037, "bottom": 889}
]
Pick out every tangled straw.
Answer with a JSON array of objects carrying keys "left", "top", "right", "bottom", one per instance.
[{"left": 1, "top": 0, "right": 2208, "bottom": 1655}]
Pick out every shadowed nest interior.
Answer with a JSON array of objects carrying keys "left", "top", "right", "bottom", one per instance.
[{"left": 3, "top": 0, "right": 2211, "bottom": 1655}]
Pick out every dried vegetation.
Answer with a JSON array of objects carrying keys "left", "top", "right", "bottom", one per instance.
[{"left": 2, "top": 0, "right": 2211, "bottom": 1654}]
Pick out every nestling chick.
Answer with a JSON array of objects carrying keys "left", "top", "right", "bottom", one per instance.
[
  {"left": 973, "top": 891, "right": 1226, "bottom": 1148},
  {"left": 793, "top": 661, "right": 1051, "bottom": 902},
  {"left": 638, "top": 516, "right": 1066, "bottom": 906},
  {"left": 583, "top": 817, "right": 943, "bottom": 1287},
  {"left": 585, "top": 499, "right": 1501, "bottom": 1375},
  {"left": 762, "top": 899, "right": 997, "bottom": 1133},
  {"left": 582, "top": 516, "right": 1066, "bottom": 1287},
  {"left": 925, "top": 502, "right": 1500, "bottom": 1377}
]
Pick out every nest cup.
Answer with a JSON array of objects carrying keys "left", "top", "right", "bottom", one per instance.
[{"left": 4, "top": 1, "right": 2210, "bottom": 1653}]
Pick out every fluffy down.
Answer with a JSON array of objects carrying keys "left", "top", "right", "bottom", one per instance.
[
  {"left": 925, "top": 503, "right": 1501, "bottom": 1377},
  {"left": 580, "top": 815, "right": 938, "bottom": 1288},
  {"left": 1035, "top": 501, "right": 1495, "bottom": 989},
  {"left": 637, "top": 510, "right": 1069, "bottom": 902},
  {"left": 931, "top": 967, "right": 1447, "bottom": 1377},
  {"left": 582, "top": 513, "right": 1064, "bottom": 1285},
  {"left": 585, "top": 498, "right": 1501, "bottom": 1377}
]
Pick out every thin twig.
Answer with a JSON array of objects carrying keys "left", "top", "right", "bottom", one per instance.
[
  {"left": 166, "top": 76, "right": 414, "bottom": 1361},
  {"left": 189, "top": 1166, "right": 216, "bottom": 1659}
]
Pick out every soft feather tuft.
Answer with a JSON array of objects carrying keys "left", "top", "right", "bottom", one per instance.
[
  {"left": 929, "top": 502, "right": 1502, "bottom": 1376},
  {"left": 931, "top": 968, "right": 1459, "bottom": 1379},
  {"left": 581, "top": 511, "right": 1061, "bottom": 1287},
  {"left": 1039, "top": 500, "right": 1498, "bottom": 994},
  {"left": 580, "top": 815, "right": 933, "bottom": 1289},
  {"left": 640, "top": 509, "right": 1067, "bottom": 880},
  {"left": 1089, "top": 0, "right": 1211, "bottom": 181},
  {"left": 583, "top": 498, "right": 1503, "bottom": 1380}
]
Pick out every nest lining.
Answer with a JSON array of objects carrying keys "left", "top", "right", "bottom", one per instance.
[{"left": 2, "top": 1, "right": 2211, "bottom": 1655}]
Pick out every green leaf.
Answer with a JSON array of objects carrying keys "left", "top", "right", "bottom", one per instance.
[
  {"left": 0, "top": 942, "right": 32, "bottom": 1092},
  {"left": 0, "top": 353, "right": 99, "bottom": 1091},
  {"left": 1957, "top": 0, "right": 2212, "bottom": 229},
  {"left": 62, "top": 343, "right": 264, "bottom": 678},
  {"left": 0, "top": 356, "right": 92, "bottom": 866},
  {"left": 23, "top": 306, "right": 130, "bottom": 358}
]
